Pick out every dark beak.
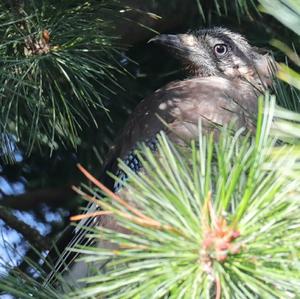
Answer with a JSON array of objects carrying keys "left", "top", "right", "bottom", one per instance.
[
  {"left": 148, "top": 34, "right": 183, "bottom": 50},
  {"left": 148, "top": 34, "right": 197, "bottom": 61}
]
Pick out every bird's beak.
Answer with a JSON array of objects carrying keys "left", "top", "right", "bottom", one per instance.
[
  {"left": 148, "top": 34, "right": 182, "bottom": 48},
  {"left": 148, "top": 34, "right": 197, "bottom": 56}
]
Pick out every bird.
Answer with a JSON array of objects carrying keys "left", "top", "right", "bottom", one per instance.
[
  {"left": 102, "top": 27, "right": 273, "bottom": 192},
  {"left": 45, "top": 27, "right": 274, "bottom": 286}
]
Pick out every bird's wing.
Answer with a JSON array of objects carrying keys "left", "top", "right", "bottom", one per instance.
[{"left": 106, "top": 76, "right": 258, "bottom": 163}]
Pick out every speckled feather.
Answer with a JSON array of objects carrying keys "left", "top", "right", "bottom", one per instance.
[{"left": 113, "top": 137, "right": 158, "bottom": 191}]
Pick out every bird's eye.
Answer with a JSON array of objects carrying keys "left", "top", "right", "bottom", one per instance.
[{"left": 214, "top": 44, "right": 228, "bottom": 56}]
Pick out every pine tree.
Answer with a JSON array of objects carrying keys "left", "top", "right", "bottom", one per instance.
[{"left": 0, "top": 0, "right": 300, "bottom": 298}]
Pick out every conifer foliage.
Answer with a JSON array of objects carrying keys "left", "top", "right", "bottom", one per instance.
[
  {"left": 1, "top": 0, "right": 300, "bottom": 298},
  {"left": 0, "top": 0, "right": 122, "bottom": 157}
]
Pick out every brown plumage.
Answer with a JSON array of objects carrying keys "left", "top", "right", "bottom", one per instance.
[
  {"left": 102, "top": 27, "right": 273, "bottom": 189},
  {"left": 104, "top": 77, "right": 259, "bottom": 176},
  {"left": 47, "top": 27, "right": 274, "bottom": 284}
]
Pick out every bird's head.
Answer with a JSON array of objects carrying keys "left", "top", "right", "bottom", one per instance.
[{"left": 149, "top": 27, "right": 274, "bottom": 88}]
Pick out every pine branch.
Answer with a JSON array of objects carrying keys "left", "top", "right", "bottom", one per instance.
[
  {"left": 0, "top": 0, "right": 124, "bottom": 157},
  {"left": 0, "top": 186, "right": 74, "bottom": 211},
  {"left": 259, "top": 0, "right": 300, "bottom": 36},
  {"left": 66, "top": 97, "right": 300, "bottom": 298},
  {"left": 0, "top": 205, "right": 50, "bottom": 251}
]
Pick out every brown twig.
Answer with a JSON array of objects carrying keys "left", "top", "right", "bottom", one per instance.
[
  {"left": 77, "top": 163, "right": 159, "bottom": 224},
  {"left": 72, "top": 185, "right": 160, "bottom": 228},
  {"left": 72, "top": 180, "right": 181, "bottom": 234},
  {"left": 70, "top": 210, "right": 113, "bottom": 221}
]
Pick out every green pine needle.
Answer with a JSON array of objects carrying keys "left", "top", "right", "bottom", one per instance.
[
  {"left": 0, "top": 0, "right": 123, "bottom": 156},
  {"left": 69, "top": 97, "right": 300, "bottom": 299}
]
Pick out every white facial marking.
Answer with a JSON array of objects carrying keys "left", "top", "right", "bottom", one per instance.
[{"left": 181, "top": 34, "right": 197, "bottom": 47}]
